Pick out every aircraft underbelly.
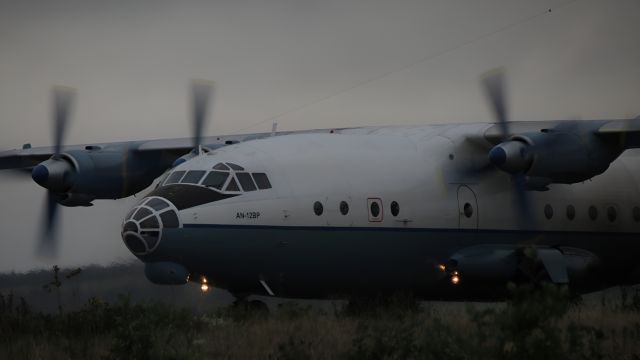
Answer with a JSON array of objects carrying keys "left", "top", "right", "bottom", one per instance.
[{"left": 143, "top": 225, "right": 640, "bottom": 300}]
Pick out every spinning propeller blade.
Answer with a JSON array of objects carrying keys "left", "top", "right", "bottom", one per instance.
[
  {"left": 38, "top": 87, "right": 75, "bottom": 257},
  {"left": 191, "top": 80, "right": 214, "bottom": 154},
  {"left": 481, "top": 69, "right": 532, "bottom": 228}
]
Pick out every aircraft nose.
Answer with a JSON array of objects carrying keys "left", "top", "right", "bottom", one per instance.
[{"left": 121, "top": 196, "right": 181, "bottom": 256}]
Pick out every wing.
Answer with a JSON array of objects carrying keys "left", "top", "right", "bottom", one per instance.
[
  {"left": 0, "top": 127, "right": 344, "bottom": 205},
  {"left": 595, "top": 116, "right": 640, "bottom": 148},
  {"left": 0, "top": 146, "right": 56, "bottom": 170},
  {"left": 483, "top": 117, "right": 640, "bottom": 146}
]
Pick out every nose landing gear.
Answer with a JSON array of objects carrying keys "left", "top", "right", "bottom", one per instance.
[{"left": 230, "top": 293, "right": 270, "bottom": 316}]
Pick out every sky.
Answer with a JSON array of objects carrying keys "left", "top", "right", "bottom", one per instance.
[{"left": 0, "top": 0, "right": 639, "bottom": 272}]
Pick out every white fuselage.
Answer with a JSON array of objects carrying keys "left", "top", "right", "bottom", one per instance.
[
  {"left": 173, "top": 124, "right": 640, "bottom": 233},
  {"left": 125, "top": 123, "right": 640, "bottom": 300}
]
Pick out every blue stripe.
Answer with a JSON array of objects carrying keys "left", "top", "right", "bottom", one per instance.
[{"left": 182, "top": 223, "right": 640, "bottom": 236}]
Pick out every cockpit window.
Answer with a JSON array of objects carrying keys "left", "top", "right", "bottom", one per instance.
[
  {"left": 159, "top": 210, "right": 179, "bottom": 228},
  {"left": 164, "top": 171, "right": 186, "bottom": 185},
  {"left": 140, "top": 216, "right": 159, "bottom": 229},
  {"left": 145, "top": 198, "right": 170, "bottom": 211},
  {"left": 252, "top": 173, "right": 272, "bottom": 189},
  {"left": 134, "top": 207, "right": 152, "bottom": 221},
  {"left": 226, "top": 162, "right": 244, "bottom": 171},
  {"left": 236, "top": 172, "right": 257, "bottom": 191},
  {"left": 159, "top": 162, "right": 272, "bottom": 194},
  {"left": 213, "top": 163, "right": 230, "bottom": 170},
  {"left": 202, "top": 171, "right": 229, "bottom": 190},
  {"left": 225, "top": 177, "right": 240, "bottom": 192},
  {"left": 180, "top": 170, "right": 206, "bottom": 184}
]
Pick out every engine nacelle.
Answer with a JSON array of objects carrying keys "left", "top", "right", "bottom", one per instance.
[
  {"left": 489, "top": 125, "right": 620, "bottom": 186},
  {"left": 447, "top": 245, "right": 602, "bottom": 293},
  {"left": 31, "top": 146, "right": 171, "bottom": 205},
  {"left": 31, "top": 156, "right": 77, "bottom": 193},
  {"left": 55, "top": 192, "right": 96, "bottom": 207}
]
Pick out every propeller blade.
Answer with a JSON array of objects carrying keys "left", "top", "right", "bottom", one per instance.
[
  {"left": 38, "top": 86, "right": 74, "bottom": 257},
  {"left": 52, "top": 86, "right": 74, "bottom": 157},
  {"left": 481, "top": 69, "right": 533, "bottom": 228},
  {"left": 481, "top": 68, "right": 509, "bottom": 139},
  {"left": 191, "top": 80, "right": 214, "bottom": 153},
  {"left": 38, "top": 190, "right": 60, "bottom": 257}
]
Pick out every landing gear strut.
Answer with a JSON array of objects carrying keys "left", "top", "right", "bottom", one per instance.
[{"left": 231, "top": 294, "right": 269, "bottom": 316}]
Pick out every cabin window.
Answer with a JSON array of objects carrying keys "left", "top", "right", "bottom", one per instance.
[
  {"left": 314, "top": 201, "right": 324, "bottom": 216},
  {"left": 633, "top": 207, "right": 640, "bottom": 222},
  {"left": 237, "top": 172, "right": 257, "bottom": 191},
  {"left": 368, "top": 198, "right": 383, "bottom": 222},
  {"left": 340, "top": 201, "right": 349, "bottom": 215},
  {"left": 390, "top": 201, "right": 400, "bottom": 217},
  {"left": 544, "top": 204, "right": 553, "bottom": 220},
  {"left": 566, "top": 205, "right": 575, "bottom": 220},
  {"left": 588, "top": 206, "right": 598, "bottom": 221},
  {"left": 180, "top": 170, "right": 206, "bottom": 184},
  {"left": 463, "top": 203, "right": 473, "bottom": 218},
  {"left": 371, "top": 202, "right": 380, "bottom": 217},
  {"left": 202, "top": 171, "right": 229, "bottom": 190},
  {"left": 252, "top": 173, "right": 272, "bottom": 189},
  {"left": 607, "top": 206, "right": 617, "bottom": 222},
  {"left": 164, "top": 171, "right": 186, "bottom": 185}
]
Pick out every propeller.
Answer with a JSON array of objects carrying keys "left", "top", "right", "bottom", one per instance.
[
  {"left": 190, "top": 80, "right": 214, "bottom": 154},
  {"left": 170, "top": 80, "right": 214, "bottom": 168},
  {"left": 36, "top": 86, "right": 75, "bottom": 257},
  {"left": 481, "top": 69, "right": 532, "bottom": 229}
]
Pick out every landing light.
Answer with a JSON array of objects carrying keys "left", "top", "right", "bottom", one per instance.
[
  {"left": 200, "top": 276, "right": 210, "bottom": 292},
  {"left": 451, "top": 274, "right": 460, "bottom": 285},
  {"left": 438, "top": 264, "right": 446, "bottom": 272}
]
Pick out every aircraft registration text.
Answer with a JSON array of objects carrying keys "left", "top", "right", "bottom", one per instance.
[{"left": 236, "top": 211, "right": 261, "bottom": 220}]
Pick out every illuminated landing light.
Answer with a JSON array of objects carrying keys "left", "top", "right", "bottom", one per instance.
[
  {"left": 438, "top": 264, "right": 446, "bottom": 272},
  {"left": 451, "top": 271, "right": 460, "bottom": 285},
  {"left": 200, "top": 276, "right": 210, "bottom": 292}
]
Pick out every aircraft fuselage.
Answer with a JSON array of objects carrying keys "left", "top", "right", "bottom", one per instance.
[{"left": 122, "top": 124, "right": 640, "bottom": 300}]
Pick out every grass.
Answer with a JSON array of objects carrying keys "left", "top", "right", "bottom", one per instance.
[{"left": 1, "top": 283, "right": 640, "bottom": 359}]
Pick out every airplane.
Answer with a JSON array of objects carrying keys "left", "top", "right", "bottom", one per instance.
[{"left": 2, "top": 72, "right": 640, "bottom": 305}]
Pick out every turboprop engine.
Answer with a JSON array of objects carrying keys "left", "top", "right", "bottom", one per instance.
[
  {"left": 31, "top": 147, "right": 167, "bottom": 205},
  {"left": 488, "top": 122, "right": 621, "bottom": 188}
]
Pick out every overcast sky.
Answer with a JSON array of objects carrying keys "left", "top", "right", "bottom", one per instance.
[{"left": 1, "top": 0, "right": 639, "bottom": 272}]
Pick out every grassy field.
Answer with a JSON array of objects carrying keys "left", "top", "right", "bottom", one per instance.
[{"left": 1, "top": 282, "right": 640, "bottom": 360}]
